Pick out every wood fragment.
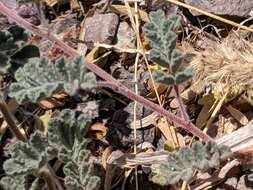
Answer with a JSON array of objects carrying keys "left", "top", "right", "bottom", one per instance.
[{"left": 111, "top": 122, "right": 253, "bottom": 167}]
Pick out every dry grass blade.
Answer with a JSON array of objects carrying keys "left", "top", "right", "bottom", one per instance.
[
  {"left": 165, "top": 0, "right": 253, "bottom": 33},
  {"left": 191, "top": 160, "right": 240, "bottom": 190},
  {"left": 95, "top": 43, "right": 148, "bottom": 54},
  {"left": 187, "top": 33, "right": 253, "bottom": 131},
  {"left": 191, "top": 33, "right": 253, "bottom": 101},
  {"left": 111, "top": 122, "right": 253, "bottom": 167}
]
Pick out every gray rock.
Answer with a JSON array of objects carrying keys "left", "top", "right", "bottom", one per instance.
[
  {"left": 16, "top": 4, "right": 41, "bottom": 25},
  {"left": 1, "top": 0, "right": 18, "bottom": 9},
  {"left": 51, "top": 14, "right": 79, "bottom": 34},
  {"left": 1, "top": 0, "right": 40, "bottom": 25},
  {"left": 115, "top": 21, "right": 136, "bottom": 49},
  {"left": 107, "top": 103, "right": 155, "bottom": 148},
  {"left": 237, "top": 175, "right": 253, "bottom": 190},
  {"left": 84, "top": 13, "right": 119, "bottom": 48},
  {"left": 185, "top": 0, "right": 253, "bottom": 17},
  {"left": 216, "top": 177, "right": 238, "bottom": 190}
]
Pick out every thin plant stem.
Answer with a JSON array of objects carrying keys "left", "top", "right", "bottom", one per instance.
[
  {"left": 47, "top": 164, "right": 64, "bottom": 190},
  {"left": 0, "top": 97, "right": 27, "bottom": 142},
  {"left": 133, "top": 2, "right": 139, "bottom": 190},
  {"left": 181, "top": 181, "right": 187, "bottom": 190},
  {"left": 133, "top": 18, "right": 139, "bottom": 155},
  {"left": 173, "top": 85, "right": 190, "bottom": 122},
  {"left": 98, "top": 81, "right": 210, "bottom": 141},
  {"left": 38, "top": 165, "right": 57, "bottom": 190},
  {"left": 133, "top": 49, "right": 139, "bottom": 190},
  {"left": 95, "top": 43, "right": 148, "bottom": 54},
  {"left": 0, "top": 2, "right": 210, "bottom": 141},
  {"left": 163, "top": 87, "right": 180, "bottom": 147},
  {"left": 124, "top": 0, "right": 179, "bottom": 147},
  {"left": 38, "top": 164, "right": 63, "bottom": 190},
  {"left": 123, "top": 0, "right": 162, "bottom": 106},
  {"left": 204, "top": 93, "right": 227, "bottom": 133}
]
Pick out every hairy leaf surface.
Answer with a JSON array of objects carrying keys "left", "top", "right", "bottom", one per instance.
[
  {"left": 0, "top": 175, "right": 26, "bottom": 190},
  {"left": 47, "top": 109, "right": 92, "bottom": 162},
  {"left": 3, "top": 132, "right": 48, "bottom": 175},
  {"left": 10, "top": 56, "right": 96, "bottom": 103},
  {"left": 63, "top": 143, "right": 100, "bottom": 190},
  {"left": 1, "top": 132, "right": 48, "bottom": 189},
  {"left": 144, "top": 10, "right": 193, "bottom": 85},
  {"left": 48, "top": 109, "right": 100, "bottom": 189},
  {"left": 150, "top": 141, "right": 232, "bottom": 185},
  {"left": 0, "top": 25, "right": 39, "bottom": 74}
]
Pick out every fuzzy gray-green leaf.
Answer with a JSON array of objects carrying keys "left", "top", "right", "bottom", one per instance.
[
  {"left": 46, "top": 109, "right": 100, "bottom": 189},
  {"left": 149, "top": 49, "right": 169, "bottom": 69},
  {"left": 3, "top": 132, "right": 48, "bottom": 176},
  {"left": 0, "top": 175, "right": 26, "bottom": 190},
  {"left": 9, "top": 56, "right": 96, "bottom": 104},
  {"left": 1, "top": 132, "right": 49, "bottom": 190},
  {"left": 144, "top": 10, "right": 190, "bottom": 85},
  {"left": 149, "top": 10, "right": 165, "bottom": 28},
  {"left": 150, "top": 141, "right": 232, "bottom": 185},
  {"left": 168, "top": 15, "right": 182, "bottom": 31},
  {"left": 170, "top": 49, "right": 184, "bottom": 74},
  {"left": 175, "top": 65, "right": 193, "bottom": 84},
  {"left": 153, "top": 70, "right": 175, "bottom": 85},
  {"left": 0, "top": 25, "right": 39, "bottom": 74},
  {"left": 145, "top": 30, "right": 163, "bottom": 51},
  {"left": 63, "top": 146, "right": 100, "bottom": 190},
  {"left": 164, "top": 31, "right": 177, "bottom": 56},
  {"left": 144, "top": 10, "right": 182, "bottom": 69},
  {"left": 47, "top": 109, "right": 92, "bottom": 162}
]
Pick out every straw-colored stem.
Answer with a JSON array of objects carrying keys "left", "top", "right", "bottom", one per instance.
[
  {"left": 165, "top": 0, "right": 253, "bottom": 33},
  {"left": 0, "top": 97, "right": 27, "bottom": 142},
  {"left": 173, "top": 85, "right": 190, "bottom": 122}
]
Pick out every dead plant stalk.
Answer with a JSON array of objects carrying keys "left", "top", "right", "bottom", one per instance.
[
  {"left": 0, "top": 1, "right": 210, "bottom": 141},
  {"left": 165, "top": 0, "right": 253, "bottom": 33},
  {"left": 0, "top": 97, "right": 27, "bottom": 142}
]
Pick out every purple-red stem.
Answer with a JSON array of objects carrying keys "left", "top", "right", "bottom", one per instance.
[
  {"left": 98, "top": 81, "right": 210, "bottom": 141},
  {"left": 0, "top": 1, "right": 210, "bottom": 141}
]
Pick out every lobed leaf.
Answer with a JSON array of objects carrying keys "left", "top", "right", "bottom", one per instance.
[
  {"left": 144, "top": 10, "right": 193, "bottom": 86},
  {"left": 175, "top": 65, "right": 193, "bottom": 84},
  {"left": 47, "top": 109, "right": 92, "bottom": 162},
  {"left": 0, "top": 25, "right": 39, "bottom": 74},
  {"left": 170, "top": 49, "right": 184, "bottom": 74},
  {"left": 63, "top": 145, "right": 100, "bottom": 190},
  {"left": 150, "top": 141, "right": 232, "bottom": 185},
  {"left": 47, "top": 109, "right": 100, "bottom": 190},
  {"left": 9, "top": 56, "right": 96, "bottom": 104},
  {"left": 1, "top": 132, "right": 48, "bottom": 190},
  {"left": 0, "top": 175, "right": 26, "bottom": 190},
  {"left": 3, "top": 132, "right": 48, "bottom": 176},
  {"left": 149, "top": 49, "right": 169, "bottom": 69},
  {"left": 143, "top": 10, "right": 180, "bottom": 67},
  {"left": 153, "top": 70, "right": 175, "bottom": 85},
  {"left": 1, "top": 109, "right": 100, "bottom": 190}
]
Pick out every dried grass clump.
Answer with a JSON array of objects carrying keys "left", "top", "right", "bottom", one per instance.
[{"left": 190, "top": 33, "right": 253, "bottom": 100}]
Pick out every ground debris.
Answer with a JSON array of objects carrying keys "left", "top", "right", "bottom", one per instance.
[{"left": 83, "top": 12, "right": 119, "bottom": 49}]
